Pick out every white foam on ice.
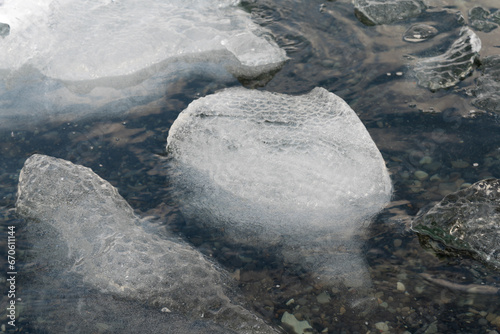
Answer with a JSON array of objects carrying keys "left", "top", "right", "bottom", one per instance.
[
  {"left": 166, "top": 87, "right": 392, "bottom": 285},
  {"left": 0, "top": 0, "right": 287, "bottom": 128}
]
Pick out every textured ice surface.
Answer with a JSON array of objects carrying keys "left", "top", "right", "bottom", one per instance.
[
  {"left": 0, "top": 0, "right": 285, "bottom": 81},
  {"left": 472, "top": 55, "right": 500, "bottom": 113},
  {"left": 16, "top": 154, "right": 278, "bottom": 334},
  {"left": 0, "top": 0, "right": 286, "bottom": 128},
  {"left": 167, "top": 87, "right": 392, "bottom": 285},
  {"left": 353, "top": 0, "right": 426, "bottom": 25},
  {"left": 412, "top": 179, "right": 500, "bottom": 270},
  {"left": 412, "top": 27, "right": 481, "bottom": 91}
]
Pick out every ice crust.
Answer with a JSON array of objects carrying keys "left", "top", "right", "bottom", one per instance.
[
  {"left": 0, "top": 0, "right": 286, "bottom": 128},
  {"left": 167, "top": 87, "right": 392, "bottom": 284},
  {"left": 16, "top": 154, "right": 278, "bottom": 334}
]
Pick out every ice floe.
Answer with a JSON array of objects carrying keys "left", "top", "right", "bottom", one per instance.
[
  {"left": 0, "top": 0, "right": 286, "bottom": 128},
  {"left": 16, "top": 154, "right": 278, "bottom": 334},
  {"left": 166, "top": 87, "right": 392, "bottom": 286}
]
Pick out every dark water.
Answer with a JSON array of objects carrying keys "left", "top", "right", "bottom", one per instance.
[{"left": 2, "top": 0, "right": 500, "bottom": 333}]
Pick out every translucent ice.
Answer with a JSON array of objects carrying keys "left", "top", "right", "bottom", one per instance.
[
  {"left": 412, "top": 179, "right": 500, "bottom": 270},
  {"left": 16, "top": 154, "right": 278, "bottom": 334},
  {"left": 412, "top": 27, "right": 481, "bottom": 91},
  {"left": 0, "top": 0, "right": 286, "bottom": 128},
  {"left": 0, "top": 0, "right": 285, "bottom": 81},
  {"left": 166, "top": 87, "right": 392, "bottom": 286},
  {"left": 403, "top": 24, "right": 438, "bottom": 43},
  {"left": 472, "top": 55, "right": 500, "bottom": 113}
]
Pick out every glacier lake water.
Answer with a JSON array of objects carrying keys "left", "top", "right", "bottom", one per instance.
[{"left": 1, "top": 0, "right": 500, "bottom": 333}]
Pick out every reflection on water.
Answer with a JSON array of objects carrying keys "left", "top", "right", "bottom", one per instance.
[{"left": 1, "top": 0, "right": 500, "bottom": 333}]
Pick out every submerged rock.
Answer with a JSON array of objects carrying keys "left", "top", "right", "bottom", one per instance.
[
  {"left": 281, "top": 312, "right": 313, "bottom": 334},
  {"left": 353, "top": 0, "right": 426, "bottom": 26},
  {"left": 16, "top": 154, "right": 278, "bottom": 334},
  {"left": 412, "top": 179, "right": 500, "bottom": 270},
  {"left": 166, "top": 87, "right": 392, "bottom": 286},
  {"left": 472, "top": 55, "right": 500, "bottom": 113},
  {"left": 412, "top": 27, "right": 481, "bottom": 91}
]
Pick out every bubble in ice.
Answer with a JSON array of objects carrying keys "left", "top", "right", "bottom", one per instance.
[
  {"left": 166, "top": 87, "right": 392, "bottom": 286},
  {"left": 16, "top": 154, "right": 278, "bottom": 334},
  {"left": 403, "top": 24, "right": 438, "bottom": 43}
]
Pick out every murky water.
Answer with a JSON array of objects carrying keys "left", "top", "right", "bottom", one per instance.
[{"left": 1, "top": 0, "right": 500, "bottom": 333}]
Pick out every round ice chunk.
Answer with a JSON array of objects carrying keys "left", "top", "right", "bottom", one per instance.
[
  {"left": 166, "top": 87, "right": 392, "bottom": 286},
  {"left": 167, "top": 87, "right": 392, "bottom": 244}
]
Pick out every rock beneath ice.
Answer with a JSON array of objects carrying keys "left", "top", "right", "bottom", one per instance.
[
  {"left": 0, "top": 0, "right": 286, "bottom": 129},
  {"left": 166, "top": 87, "right": 392, "bottom": 286},
  {"left": 412, "top": 179, "right": 500, "bottom": 270},
  {"left": 353, "top": 0, "right": 426, "bottom": 26},
  {"left": 412, "top": 27, "right": 481, "bottom": 91},
  {"left": 16, "top": 154, "right": 278, "bottom": 334},
  {"left": 281, "top": 312, "right": 313, "bottom": 334},
  {"left": 472, "top": 55, "right": 500, "bottom": 113}
]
